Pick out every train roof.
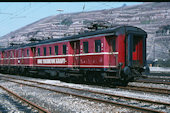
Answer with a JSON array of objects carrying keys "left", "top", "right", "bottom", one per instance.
[{"left": 0, "top": 25, "right": 147, "bottom": 51}]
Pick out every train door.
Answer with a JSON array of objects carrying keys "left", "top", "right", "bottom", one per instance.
[
  {"left": 126, "top": 34, "right": 145, "bottom": 67},
  {"left": 0, "top": 52, "right": 1, "bottom": 65},
  {"left": 106, "top": 36, "right": 118, "bottom": 67},
  {"left": 70, "top": 40, "right": 80, "bottom": 68},
  {"left": 21, "top": 49, "right": 24, "bottom": 64},
  {"left": 1, "top": 52, "right": 3, "bottom": 65},
  {"left": 8, "top": 51, "right": 11, "bottom": 66},
  {"left": 31, "top": 47, "right": 36, "bottom": 65},
  {"left": 2, "top": 51, "right": 4, "bottom": 65}
]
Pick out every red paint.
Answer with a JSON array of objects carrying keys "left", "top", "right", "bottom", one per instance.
[
  {"left": 132, "top": 37, "right": 143, "bottom": 65},
  {"left": 117, "top": 34, "right": 126, "bottom": 68}
]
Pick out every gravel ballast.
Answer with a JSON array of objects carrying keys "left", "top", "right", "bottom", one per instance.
[
  {"left": 0, "top": 80, "right": 137, "bottom": 113},
  {"left": 0, "top": 74, "right": 170, "bottom": 112},
  {"left": 0, "top": 86, "right": 35, "bottom": 113}
]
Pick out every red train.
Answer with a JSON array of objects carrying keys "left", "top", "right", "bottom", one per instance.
[{"left": 0, "top": 25, "right": 148, "bottom": 85}]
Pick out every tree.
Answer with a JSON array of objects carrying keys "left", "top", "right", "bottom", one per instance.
[{"left": 61, "top": 17, "right": 73, "bottom": 26}]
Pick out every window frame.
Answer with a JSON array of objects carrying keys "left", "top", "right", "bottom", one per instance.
[
  {"left": 49, "top": 47, "right": 52, "bottom": 55},
  {"left": 37, "top": 48, "right": 40, "bottom": 56},
  {"left": 27, "top": 49, "right": 29, "bottom": 56},
  {"left": 55, "top": 45, "right": 58, "bottom": 55},
  {"left": 95, "top": 40, "right": 101, "bottom": 53},
  {"left": 83, "top": 41, "right": 88, "bottom": 53},
  {"left": 43, "top": 47, "right": 46, "bottom": 56},
  {"left": 22, "top": 50, "right": 24, "bottom": 57},
  {"left": 111, "top": 38, "right": 116, "bottom": 52},
  {"left": 63, "top": 44, "right": 67, "bottom": 55}
]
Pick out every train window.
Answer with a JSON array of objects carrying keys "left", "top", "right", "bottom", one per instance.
[
  {"left": 83, "top": 41, "right": 88, "bottom": 53},
  {"left": 43, "top": 47, "right": 46, "bottom": 56},
  {"left": 5, "top": 52, "right": 7, "bottom": 58},
  {"left": 49, "top": 47, "right": 52, "bottom": 55},
  {"left": 11, "top": 51, "right": 14, "bottom": 58},
  {"left": 18, "top": 51, "right": 19, "bottom": 57},
  {"left": 38, "top": 48, "right": 40, "bottom": 56},
  {"left": 95, "top": 40, "right": 101, "bottom": 52},
  {"left": 18, "top": 51, "right": 20, "bottom": 57},
  {"left": 27, "top": 49, "right": 29, "bottom": 56},
  {"left": 10, "top": 51, "right": 12, "bottom": 58},
  {"left": 2, "top": 52, "right": 3, "bottom": 58},
  {"left": 22, "top": 50, "right": 24, "bottom": 57},
  {"left": 8, "top": 51, "right": 10, "bottom": 57},
  {"left": 13, "top": 51, "right": 14, "bottom": 57},
  {"left": 63, "top": 45, "right": 66, "bottom": 55},
  {"left": 55, "top": 46, "right": 58, "bottom": 55},
  {"left": 9, "top": 51, "right": 10, "bottom": 57},
  {"left": 9, "top": 51, "right": 11, "bottom": 57}
]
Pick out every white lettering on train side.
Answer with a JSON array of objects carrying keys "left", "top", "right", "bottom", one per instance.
[{"left": 37, "top": 58, "right": 66, "bottom": 64}]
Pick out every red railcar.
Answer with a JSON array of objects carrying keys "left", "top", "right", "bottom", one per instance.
[{"left": 0, "top": 25, "right": 148, "bottom": 85}]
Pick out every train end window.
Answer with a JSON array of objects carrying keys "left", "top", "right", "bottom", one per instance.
[
  {"left": 49, "top": 47, "right": 52, "bottom": 55},
  {"left": 133, "top": 38, "right": 139, "bottom": 52},
  {"left": 63, "top": 45, "right": 66, "bottom": 55},
  {"left": 55, "top": 46, "right": 58, "bottom": 55},
  {"left": 95, "top": 40, "right": 101, "bottom": 52},
  {"left": 83, "top": 41, "right": 88, "bottom": 53},
  {"left": 43, "top": 47, "right": 46, "bottom": 56}
]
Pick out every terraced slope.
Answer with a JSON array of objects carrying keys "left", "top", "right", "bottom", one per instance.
[{"left": 0, "top": 2, "right": 170, "bottom": 60}]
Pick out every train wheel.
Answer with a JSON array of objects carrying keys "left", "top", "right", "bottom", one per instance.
[
  {"left": 83, "top": 76, "right": 87, "bottom": 83},
  {"left": 121, "top": 81, "right": 128, "bottom": 86},
  {"left": 84, "top": 71, "right": 91, "bottom": 84},
  {"left": 96, "top": 76, "right": 103, "bottom": 84},
  {"left": 88, "top": 74, "right": 96, "bottom": 83},
  {"left": 92, "top": 77, "right": 96, "bottom": 83}
]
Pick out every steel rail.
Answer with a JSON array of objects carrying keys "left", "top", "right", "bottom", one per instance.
[
  {"left": 1, "top": 75, "right": 170, "bottom": 107},
  {"left": 1, "top": 77, "right": 165, "bottom": 113},
  {"left": 135, "top": 80, "right": 170, "bottom": 85},
  {"left": 0, "top": 85, "right": 50, "bottom": 113},
  {"left": 118, "top": 85, "right": 170, "bottom": 95}
]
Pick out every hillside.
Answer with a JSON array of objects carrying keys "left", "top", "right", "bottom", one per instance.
[{"left": 0, "top": 2, "right": 170, "bottom": 61}]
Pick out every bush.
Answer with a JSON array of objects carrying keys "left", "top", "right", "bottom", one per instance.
[{"left": 61, "top": 17, "right": 73, "bottom": 26}]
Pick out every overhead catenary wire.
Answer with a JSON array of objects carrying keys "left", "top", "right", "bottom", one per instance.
[
  {"left": 0, "top": 4, "right": 30, "bottom": 21},
  {"left": 0, "top": 2, "right": 49, "bottom": 25},
  {"left": 85, "top": 2, "right": 118, "bottom": 11},
  {"left": 0, "top": 3, "right": 51, "bottom": 37},
  {"left": 0, "top": 2, "right": 113, "bottom": 34}
]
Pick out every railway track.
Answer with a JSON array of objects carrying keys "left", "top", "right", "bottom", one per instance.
[
  {"left": 1, "top": 75, "right": 170, "bottom": 95},
  {"left": 0, "top": 75, "right": 169, "bottom": 113},
  {"left": 0, "top": 85, "right": 50, "bottom": 113},
  {"left": 136, "top": 79, "right": 170, "bottom": 85},
  {"left": 117, "top": 85, "right": 170, "bottom": 95}
]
